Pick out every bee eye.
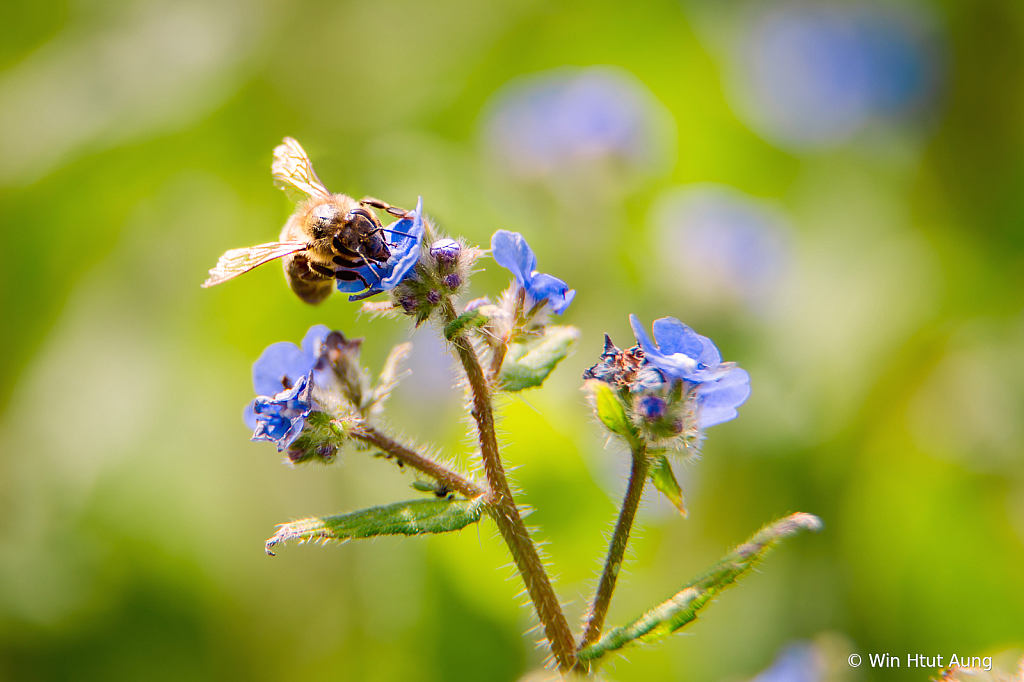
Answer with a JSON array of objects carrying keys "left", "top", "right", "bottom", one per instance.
[{"left": 345, "top": 208, "right": 378, "bottom": 228}]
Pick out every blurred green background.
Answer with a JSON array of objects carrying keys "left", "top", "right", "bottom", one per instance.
[{"left": 2, "top": 0, "right": 1023, "bottom": 680}]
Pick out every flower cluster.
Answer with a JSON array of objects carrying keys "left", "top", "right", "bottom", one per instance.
[
  {"left": 209, "top": 138, "right": 820, "bottom": 679},
  {"left": 243, "top": 324, "right": 375, "bottom": 463},
  {"left": 584, "top": 315, "right": 750, "bottom": 453}
]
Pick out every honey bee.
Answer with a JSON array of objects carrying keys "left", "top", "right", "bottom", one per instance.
[{"left": 202, "top": 137, "right": 411, "bottom": 304}]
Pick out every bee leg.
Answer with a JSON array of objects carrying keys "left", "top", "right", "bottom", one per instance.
[
  {"left": 335, "top": 269, "right": 371, "bottom": 289},
  {"left": 360, "top": 196, "right": 412, "bottom": 219},
  {"left": 308, "top": 263, "right": 337, "bottom": 280}
]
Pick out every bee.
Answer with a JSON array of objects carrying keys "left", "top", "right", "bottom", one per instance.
[{"left": 202, "top": 137, "right": 411, "bottom": 304}]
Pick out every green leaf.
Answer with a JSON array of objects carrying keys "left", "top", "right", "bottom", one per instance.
[
  {"left": 265, "top": 497, "right": 486, "bottom": 555},
  {"left": 499, "top": 325, "right": 579, "bottom": 392},
  {"left": 579, "top": 513, "right": 823, "bottom": 662},
  {"left": 586, "top": 380, "right": 637, "bottom": 442},
  {"left": 648, "top": 454, "right": 686, "bottom": 516}
]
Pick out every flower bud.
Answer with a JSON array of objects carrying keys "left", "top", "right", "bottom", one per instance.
[
  {"left": 427, "top": 289, "right": 441, "bottom": 305},
  {"left": 443, "top": 273, "right": 462, "bottom": 289},
  {"left": 399, "top": 296, "right": 418, "bottom": 313},
  {"left": 321, "top": 331, "right": 366, "bottom": 406},
  {"left": 430, "top": 238, "right": 461, "bottom": 265},
  {"left": 636, "top": 395, "right": 667, "bottom": 421}
]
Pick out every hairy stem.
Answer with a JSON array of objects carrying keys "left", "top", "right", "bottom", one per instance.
[
  {"left": 578, "top": 443, "right": 649, "bottom": 660},
  {"left": 441, "top": 300, "right": 577, "bottom": 671},
  {"left": 349, "top": 424, "right": 485, "bottom": 499},
  {"left": 488, "top": 288, "right": 524, "bottom": 379}
]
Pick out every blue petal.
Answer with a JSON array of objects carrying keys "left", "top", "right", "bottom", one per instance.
[
  {"left": 301, "top": 325, "right": 331, "bottom": 359},
  {"left": 696, "top": 334, "right": 723, "bottom": 368},
  {"left": 651, "top": 317, "right": 704, "bottom": 360},
  {"left": 491, "top": 230, "right": 537, "bottom": 285},
  {"left": 696, "top": 367, "right": 750, "bottom": 428},
  {"left": 336, "top": 270, "right": 373, "bottom": 293},
  {"left": 631, "top": 315, "right": 698, "bottom": 379},
  {"left": 250, "top": 373, "right": 314, "bottom": 451},
  {"left": 526, "top": 273, "right": 576, "bottom": 314},
  {"left": 252, "top": 342, "right": 313, "bottom": 396}
]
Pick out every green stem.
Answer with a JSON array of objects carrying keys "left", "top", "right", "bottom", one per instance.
[
  {"left": 349, "top": 424, "right": 486, "bottom": 499},
  {"left": 577, "top": 442, "right": 649, "bottom": 662},
  {"left": 441, "top": 299, "right": 577, "bottom": 671}
]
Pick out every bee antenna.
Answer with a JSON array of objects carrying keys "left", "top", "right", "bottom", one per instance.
[
  {"left": 376, "top": 228, "right": 415, "bottom": 238},
  {"left": 356, "top": 250, "right": 381, "bottom": 277}
]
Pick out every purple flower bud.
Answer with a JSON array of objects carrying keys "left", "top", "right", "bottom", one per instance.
[
  {"left": 427, "top": 289, "right": 441, "bottom": 305},
  {"left": 430, "top": 238, "right": 461, "bottom": 264},
  {"left": 636, "top": 395, "right": 667, "bottom": 421},
  {"left": 399, "top": 296, "right": 418, "bottom": 313},
  {"left": 443, "top": 273, "right": 462, "bottom": 289}
]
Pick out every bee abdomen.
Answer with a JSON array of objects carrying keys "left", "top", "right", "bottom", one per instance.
[{"left": 283, "top": 254, "right": 333, "bottom": 304}]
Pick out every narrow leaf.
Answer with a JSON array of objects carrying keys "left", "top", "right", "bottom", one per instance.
[
  {"left": 586, "top": 380, "right": 637, "bottom": 442},
  {"left": 499, "top": 325, "right": 579, "bottom": 391},
  {"left": 579, "top": 513, "right": 823, "bottom": 661},
  {"left": 648, "top": 454, "right": 686, "bottom": 516},
  {"left": 266, "top": 497, "right": 486, "bottom": 555}
]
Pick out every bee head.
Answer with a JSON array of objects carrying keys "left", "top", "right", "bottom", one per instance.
[{"left": 345, "top": 208, "right": 391, "bottom": 263}]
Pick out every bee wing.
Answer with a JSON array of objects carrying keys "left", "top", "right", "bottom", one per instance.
[
  {"left": 272, "top": 137, "right": 330, "bottom": 203},
  {"left": 201, "top": 241, "right": 308, "bottom": 288}
]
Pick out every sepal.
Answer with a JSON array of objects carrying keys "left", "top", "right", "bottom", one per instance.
[
  {"left": 586, "top": 380, "right": 638, "bottom": 445},
  {"left": 648, "top": 453, "right": 687, "bottom": 516}
]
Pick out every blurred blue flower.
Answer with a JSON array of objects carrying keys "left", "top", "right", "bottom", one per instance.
[
  {"left": 491, "top": 230, "right": 575, "bottom": 314},
  {"left": 629, "top": 315, "right": 750, "bottom": 428},
  {"left": 337, "top": 197, "right": 425, "bottom": 301},
  {"left": 750, "top": 642, "right": 821, "bottom": 682},
  {"left": 251, "top": 372, "right": 315, "bottom": 451},
  {"left": 737, "top": 3, "right": 943, "bottom": 149},
  {"left": 482, "top": 66, "right": 673, "bottom": 182},
  {"left": 244, "top": 325, "right": 329, "bottom": 430},
  {"left": 653, "top": 184, "right": 791, "bottom": 312}
]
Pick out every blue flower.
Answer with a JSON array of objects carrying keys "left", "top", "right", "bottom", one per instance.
[
  {"left": 629, "top": 315, "right": 750, "bottom": 428},
  {"left": 653, "top": 185, "right": 791, "bottom": 313},
  {"left": 483, "top": 67, "right": 672, "bottom": 182},
  {"left": 491, "top": 230, "right": 575, "bottom": 314},
  {"left": 738, "top": 4, "right": 942, "bottom": 149},
  {"left": 337, "top": 197, "right": 425, "bottom": 301},
  {"left": 244, "top": 325, "right": 329, "bottom": 430},
  {"left": 251, "top": 372, "right": 315, "bottom": 451}
]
